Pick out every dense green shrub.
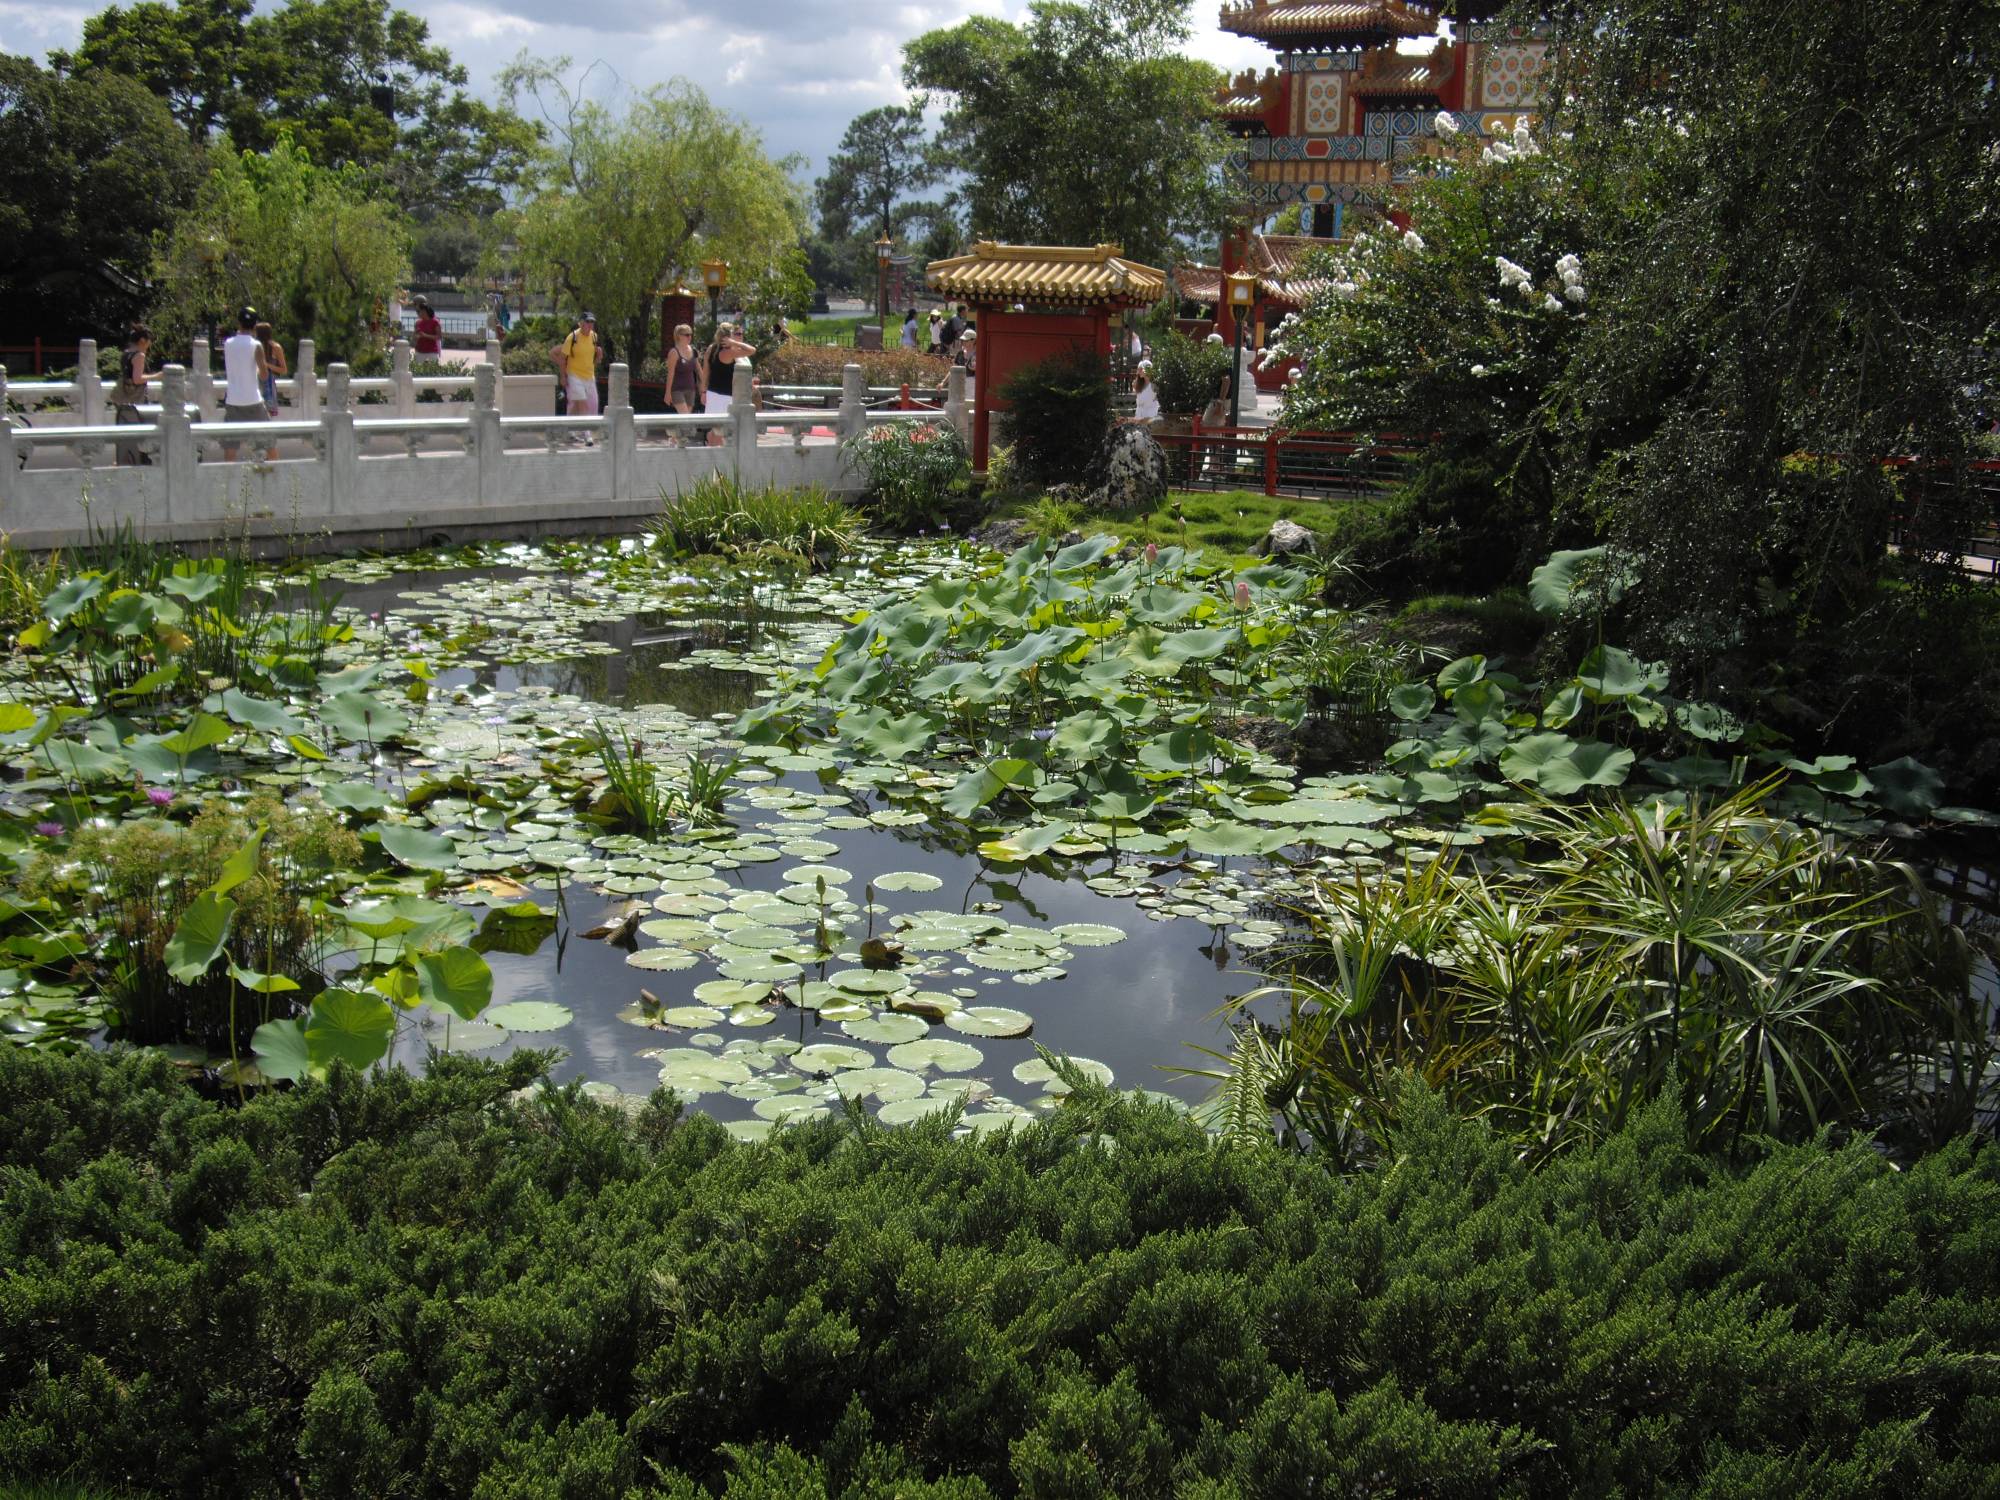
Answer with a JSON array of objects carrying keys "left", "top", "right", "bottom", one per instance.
[
  {"left": 841, "top": 421, "right": 969, "bottom": 531},
  {"left": 1148, "top": 328, "right": 1229, "bottom": 419},
  {"left": 653, "top": 475, "right": 861, "bottom": 565},
  {"left": 996, "top": 347, "right": 1112, "bottom": 487},
  {"left": 2, "top": 1047, "right": 1996, "bottom": 1498}
]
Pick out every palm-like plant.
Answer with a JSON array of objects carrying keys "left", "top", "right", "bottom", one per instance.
[{"left": 1204, "top": 781, "right": 1992, "bottom": 1165}]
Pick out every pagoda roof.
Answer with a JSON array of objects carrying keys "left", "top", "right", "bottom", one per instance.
[
  {"left": 1351, "top": 41, "right": 1455, "bottom": 96},
  {"left": 926, "top": 242, "right": 1166, "bottom": 307},
  {"left": 1217, "top": 0, "right": 1440, "bottom": 48},
  {"left": 1249, "top": 231, "right": 1345, "bottom": 304},
  {"left": 1214, "top": 66, "right": 1284, "bottom": 128}
]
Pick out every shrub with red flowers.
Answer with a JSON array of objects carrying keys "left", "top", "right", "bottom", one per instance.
[{"left": 842, "top": 419, "right": 969, "bottom": 531}]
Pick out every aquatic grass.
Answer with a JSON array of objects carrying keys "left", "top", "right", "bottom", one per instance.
[
  {"left": 653, "top": 475, "right": 861, "bottom": 565},
  {"left": 592, "top": 722, "right": 684, "bottom": 838}
]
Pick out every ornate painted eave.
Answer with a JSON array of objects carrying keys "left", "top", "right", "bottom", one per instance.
[
  {"left": 1217, "top": 0, "right": 1441, "bottom": 48},
  {"left": 926, "top": 243, "right": 1167, "bottom": 307}
]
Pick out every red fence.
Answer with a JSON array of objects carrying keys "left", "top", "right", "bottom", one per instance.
[
  {"left": 1149, "top": 419, "right": 1426, "bottom": 498},
  {"left": 1886, "top": 457, "right": 2000, "bottom": 580},
  {"left": 0, "top": 343, "right": 88, "bottom": 377}
]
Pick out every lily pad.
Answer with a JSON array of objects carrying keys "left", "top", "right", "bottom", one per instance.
[
  {"left": 842, "top": 1012, "right": 929, "bottom": 1044},
  {"left": 873, "top": 870, "right": 944, "bottom": 893},
  {"left": 946, "top": 1006, "right": 1034, "bottom": 1039},
  {"left": 484, "top": 1000, "right": 573, "bottom": 1032},
  {"left": 831, "top": 1066, "right": 925, "bottom": 1103},
  {"left": 626, "top": 948, "right": 700, "bottom": 972},
  {"left": 887, "top": 1037, "right": 984, "bottom": 1072},
  {"left": 790, "top": 1042, "right": 874, "bottom": 1076}
]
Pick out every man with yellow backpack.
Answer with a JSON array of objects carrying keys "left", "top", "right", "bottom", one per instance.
[{"left": 549, "top": 311, "right": 603, "bottom": 443}]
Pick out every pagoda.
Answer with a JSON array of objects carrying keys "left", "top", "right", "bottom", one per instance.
[
  {"left": 1215, "top": 1, "right": 1552, "bottom": 238},
  {"left": 1203, "top": 1, "right": 1551, "bottom": 350}
]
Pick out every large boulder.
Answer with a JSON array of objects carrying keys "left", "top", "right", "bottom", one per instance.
[
  {"left": 1251, "top": 519, "right": 1318, "bottom": 557},
  {"left": 1079, "top": 424, "right": 1170, "bottom": 515}
]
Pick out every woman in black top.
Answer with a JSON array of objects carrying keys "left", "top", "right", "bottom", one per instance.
[{"left": 702, "top": 323, "right": 756, "bottom": 447}]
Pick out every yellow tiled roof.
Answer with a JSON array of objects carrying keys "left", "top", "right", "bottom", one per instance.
[
  {"left": 926, "top": 243, "right": 1168, "bottom": 306},
  {"left": 1218, "top": 0, "right": 1439, "bottom": 43}
]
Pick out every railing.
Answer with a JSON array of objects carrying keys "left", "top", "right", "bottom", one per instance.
[
  {"left": 0, "top": 358, "right": 968, "bottom": 553},
  {"left": 1885, "top": 457, "right": 2000, "bottom": 581},
  {"left": 1150, "top": 418, "right": 1426, "bottom": 497}
]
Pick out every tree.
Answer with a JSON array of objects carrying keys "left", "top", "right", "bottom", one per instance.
[
  {"left": 903, "top": 0, "right": 1231, "bottom": 267},
  {"left": 814, "top": 105, "right": 939, "bottom": 245},
  {"left": 57, "top": 0, "right": 536, "bottom": 219},
  {"left": 0, "top": 55, "right": 204, "bottom": 341},
  {"left": 1546, "top": 0, "right": 2000, "bottom": 676},
  {"left": 497, "top": 58, "right": 803, "bottom": 366},
  {"left": 151, "top": 133, "right": 410, "bottom": 361}
]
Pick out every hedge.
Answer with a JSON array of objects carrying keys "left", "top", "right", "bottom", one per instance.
[
  {"left": 757, "top": 341, "right": 950, "bottom": 391},
  {"left": 1, "top": 1048, "right": 1996, "bottom": 1498}
]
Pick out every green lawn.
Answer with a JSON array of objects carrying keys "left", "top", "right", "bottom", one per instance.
[{"left": 0, "top": 1484, "right": 146, "bottom": 1499}]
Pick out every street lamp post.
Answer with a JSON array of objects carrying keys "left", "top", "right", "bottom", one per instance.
[
  {"left": 1226, "top": 270, "right": 1257, "bottom": 433},
  {"left": 700, "top": 258, "right": 729, "bottom": 340},
  {"left": 875, "top": 235, "right": 894, "bottom": 329}
]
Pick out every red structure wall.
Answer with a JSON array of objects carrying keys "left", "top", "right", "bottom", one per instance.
[{"left": 971, "top": 309, "right": 1111, "bottom": 471}]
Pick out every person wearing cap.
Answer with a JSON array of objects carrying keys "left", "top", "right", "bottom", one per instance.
[
  {"left": 412, "top": 296, "right": 443, "bottom": 357},
  {"left": 926, "top": 308, "right": 942, "bottom": 352},
  {"left": 221, "top": 305, "right": 269, "bottom": 463},
  {"left": 551, "top": 311, "right": 603, "bottom": 439},
  {"left": 1131, "top": 357, "right": 1159, "bottom": 424}
]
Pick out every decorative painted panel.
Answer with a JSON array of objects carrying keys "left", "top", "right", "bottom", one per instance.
[
  {"left": 1478, "top": 43, "right": 1549, "bottom": 108},
  {"left": 1281, "top": 51, "right": 1364, "bottom": 72},
  {"left": 1299, "top": 72, "right": 1347, "bottom": 135}
]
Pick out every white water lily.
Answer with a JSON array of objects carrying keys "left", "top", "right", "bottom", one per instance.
[{"left": 1496, "top": 256, "right": 1531, "bottom": 288}]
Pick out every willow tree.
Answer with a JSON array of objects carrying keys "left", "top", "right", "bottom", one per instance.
[
  {"left": 151, "top": 132, "right": 409, "bottom": 361},
  {"left": 497, "top": 59, "right": 803, "bottom": 364}
]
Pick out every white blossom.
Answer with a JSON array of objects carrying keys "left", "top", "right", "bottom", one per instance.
[
  {"left": 1555, "top": 252, "right": 1583, "bottom": 281},
  {"left": 1434, "top": 111, "right": 1459, "bottom": 137},
  {"left": 1332, "top": 280, "right": 1358, "bottom": 299},
  {"left": 1402, "top": 230, "right": 1426, "bottom": 253},
  {"left": 1495, "top": 256, "right": 1531, "bottom": 288},
  {"left": 1564, "top": 284, "right": 1589, "bottom": 304},
  {"left": 1471, "top": 364, "right": 1489, "bottom": 377},
  {"left": 1513, "top": 120, "right": 1533, "bottom": 154},
  {"left": 1543, "top": 293, "right": 1565, "bottom": 313}
]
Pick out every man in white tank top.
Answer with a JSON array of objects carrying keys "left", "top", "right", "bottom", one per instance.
[{"left": 221, "top": 306, "right": 268, "bottom": 461}]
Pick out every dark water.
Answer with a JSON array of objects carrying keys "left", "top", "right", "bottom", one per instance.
[{"left": 344, "top": 565, "right": 1256, "bottom": 1115}]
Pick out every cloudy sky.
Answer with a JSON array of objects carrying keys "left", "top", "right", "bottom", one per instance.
[{"left": 4, "top": 0, "right": 1281, "bottom": 182}]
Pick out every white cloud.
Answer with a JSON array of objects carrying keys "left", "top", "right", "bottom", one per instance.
[{"left": 14, "top": 0, "right": 1367, "bottom": 181}]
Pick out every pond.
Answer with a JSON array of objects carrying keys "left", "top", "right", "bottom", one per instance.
[{"left": 3, "top": 531, "right": 1994, "bottom": 1150}]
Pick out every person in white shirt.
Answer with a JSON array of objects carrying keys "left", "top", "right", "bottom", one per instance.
[
  {"left": 220, "top": 306, "right": 269, "bottom": 462},
  {"left": 901, "top": 309, "right": 918, "bottom": 349},
  {"left": 1131, "top": 358, "right": 1160, "bottom": 424}
]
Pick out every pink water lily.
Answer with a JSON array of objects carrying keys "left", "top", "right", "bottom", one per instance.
[
  {"left": 34, "top": 821, "right": 64, "bottom": 838},
  {"left": 1235, "top": 581, "right": 1252, "bottom": 609},
  {"left": 146, "top": 786, "right": 175, "bottom": 807}
]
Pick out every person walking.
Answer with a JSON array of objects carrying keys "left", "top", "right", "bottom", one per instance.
[
  {"left": 550, "top": 311, "right": 602, "bottom": 443},
  {"left": 221, "top": 306, "right": 268, "bottom": 463},
  {"left": 254, "top": 320, "right": 286, "bottom": 462},
  {"left": 927, "top": 309, "right": 942, "bottom": 352},
  {"left": 412, "top": 297, "right": 443, "bottom": 358},
  {"left": 702, "top": 322, "right": 756, "bottom": 447},
  {"left": 900, "top": 309, "right": 918, "bottom": 349},
  {"left": 664, "top": 322, "right": 702, "bottom": 445},
  {"left": 111, "top": 323, "right": 152, "bottom": 466}
]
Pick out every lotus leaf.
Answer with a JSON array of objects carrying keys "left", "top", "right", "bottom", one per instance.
[
  {"left": 377, "top": 824, "right": 461, "bottom": 871},
  {"left": 1868, "top": 756, "right": 1944, "bottom": 816},
  {"left": 305, "top": 988, "right": 396, "bottom": 1071},
  {"left": 414, "top": 946, "right": 493, "bottom": 1022}
]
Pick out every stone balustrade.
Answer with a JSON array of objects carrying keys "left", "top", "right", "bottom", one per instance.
[{"left": 0, "top": 353, "right": 970, "bottom": 554}]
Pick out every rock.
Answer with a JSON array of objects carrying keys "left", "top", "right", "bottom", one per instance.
[
  {"left": 1251, "top": 519, "right": 1318, "bottom": 557},
  {"left": 970, "top": 518, "right": 1035, "bottom": 553},
  {"left": 1079, "top": 424, "right": 1169, "bottom": 515}
]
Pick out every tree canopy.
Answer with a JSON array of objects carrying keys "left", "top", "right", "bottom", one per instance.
[
  {"left": 813, "top": 104, "right": 939, "bottom": 244},
  {"left": 497, "top": 59, "right": 804, "bottom": 363},
  {"left": 56, "top": 0, "right": 536, "bottom": 219},
  {"left": 903, "top": 0, "right": 1230, "bottom": 267},
  {"left": 0, "top": 53, "right": 204, "bottom": 341}
]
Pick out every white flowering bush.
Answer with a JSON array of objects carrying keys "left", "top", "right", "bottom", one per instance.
[{"left": 1277, "top": 122, "right": 1599, "bottom": 590}]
